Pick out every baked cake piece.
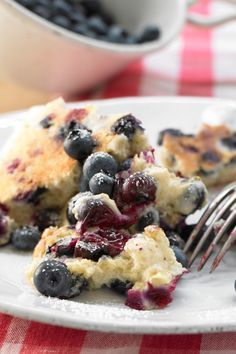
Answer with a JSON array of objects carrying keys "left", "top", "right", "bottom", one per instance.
[
  {"left": 28, "top": 224, "right": 184, "bottom": 310},
  {"left": 158, "top": 124, "right": 236, "bottom": 187},
  {"left": 0, "top": 98, "right": 149, "bottom": 230}
]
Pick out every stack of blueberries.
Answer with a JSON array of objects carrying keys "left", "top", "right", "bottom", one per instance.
[{"left": 16, "top": 0, "right": 161, "bottom": 44}]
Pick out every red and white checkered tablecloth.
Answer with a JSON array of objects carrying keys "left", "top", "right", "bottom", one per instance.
[{"left": 1, "top": 1, "right": 236, "bottom": 353}]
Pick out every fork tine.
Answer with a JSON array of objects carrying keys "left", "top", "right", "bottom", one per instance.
[
  {"left": 198, "top": 207, "right": 236, "bottom": 271},
  {"left": 188, "top": 191, "right": 236, "bottom": 266},
  {"left": 184, "top": 183, "right": 236, "bottom": 254},
  {"left": 210, "top": 225, "right": 236, "bottom": 273}
]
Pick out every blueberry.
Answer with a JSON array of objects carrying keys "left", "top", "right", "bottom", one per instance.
[
  {"left": 52, "top": 0, "right": 72, "bottom": 17},
  {"left": 122, "top": 172, "right": 157, "bottom": 204},
  {"left": 111, "top": 114, "right": 144, "bottom": 139},
  {"left": 79, "top": 174, "right": 89, "bottom": 193},
  {"left": 81, "top": 0, "right": 103, "bottom": 15},
  {"left": 177, "top": 180, "right": 207, "bottom": 215},
  {"left": 70, "top": 11, "right": 86, "bottom": 25},
  {"left": 201, "top": 151, "right": 220, "bottom": 163},
  {"left": 126, "top": 35, "right": 138, "bottom": 45},
  {"left": 51, "top": 15, "right": 71, "bottom": 29},
  {"left": 74, "top": 238, "right": 108, "bottom": 261},
  {"left": 49, "top": 237, "right": 78, "bottom": 257},
  {"left": 137, "top": 209, "right": 159, "bottom": 232},
  {"left": 110, "top": 279, "right": 133, "bottom": 295},
  {"left": 64, "top": 128, "right": 95, "bottom": 161},
  {"left": 83, "top": 152, "right": 118, "bottom": 180},
  {"left": 17, "top": 0, "right": 33, "bottom": 8},
  {"left": 33, "top": 5, "right": 51, "bottom": 19},
  {"left": 34, "top": 260, "right": 74, "bottom": 298},
  {"left": 221, "top": 133, "right": 236, "bottom": 149},
  {"left": 89, "top": 172, "right": 114, "bottom": 197},
  {"left": 165, "top": 231, "right": 185, "bottom": 249},
  {"left": 59, "top": 120, "right": 90, "bottom": 140},
  {"left": 158, "top": 128, "right": 184, "bottom": 145},
  {"left": 137, "top": 25, "right": 160, "bottom": 43},
  {"left": 118, "top": 158, "right": 132, "bottom": 172},
  {"left": 40, "top": 116, "right": 53, "bottom": 129},
  {"left": 171, "top": 246, "right": 188, "bottom": 268},
  {"left": 87, "top": 16, "right": 108, "bottom": 35},
  {"left": 67, "top": 194, "right": 80, "bottom": 225},
  {"left": 73, "top": 23, "right": 90, "bottom": 36},
  {"left": 11, "top": 226, "right": 41, "bottom": 251},
  {"left": 107, "top": 25, "right": 127, "bottom": 43},
  {"left": 34, "top": 208, "right": 60, "bottom": 231}
]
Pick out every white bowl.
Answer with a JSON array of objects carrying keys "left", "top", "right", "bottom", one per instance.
[{"left": 0, "top": 0, "right": 187, "bottom": 95}]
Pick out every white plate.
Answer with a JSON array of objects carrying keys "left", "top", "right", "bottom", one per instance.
[{"left": 0, "top": 97, "right": 235, "bottom": 334}]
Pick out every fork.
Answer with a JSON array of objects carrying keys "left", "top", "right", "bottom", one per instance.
[{"left": 184, "top": 182, "right": 236, "bottom": 272}]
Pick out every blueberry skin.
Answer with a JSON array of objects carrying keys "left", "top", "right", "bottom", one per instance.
[
  {"left": 110, "top": 279, "right": 133, "bottom": 295},
  {"left": 118, "top": 158, "right": 132, "bottom": 172},
  {"left": 67, "top": 194, "right": 80, "bottom": 225},
  {"left": 158, "top": 128, "right": 184, "bottom": 145},
  {"left": 89, "top": 172, "right": 115, "bottom": 197},
  {"left": 107, "top": 25, "right": 127, "bottom": 43},
  {"left": 111, "top": 114, "right": 144, "bottom": 139},
  {"left": 33, "top": 5, "right": 51, "bottom": 20},
  {"left": 64, "top": 129, "right": 95, "bottom": 161},
  {"left": 34, "top": 260, "right": 72, "bottom": 298},
  {"left": 87, "top": 16, "right": 108, "bottom": 35},
  {"left": 165, "top": 231, "right": 185, "bottom": 249},
  {"left": 79, "top": 174, "right": 90, "bottom": 193},
  {"left": 137, "top": 25, "right": 160, "bottom": 43},
  {"left": 83, "top": 152, "right": 118, "bottom": 180},
  {"left": 11, "top": 226, "right": 41, "bottom": 251},
  {"left": 51, "top": 15, "right": 71, "bottom": 29},
  {"left": 171, "top": 246, "right": 188, "bottom": 268},
  {"left": 137, "top": 209, "right": 159, "bottom": 232}
]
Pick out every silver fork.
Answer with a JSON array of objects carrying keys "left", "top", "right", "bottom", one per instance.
[{"left": 184, "top": 182, "right": 236, "bottom": 272}]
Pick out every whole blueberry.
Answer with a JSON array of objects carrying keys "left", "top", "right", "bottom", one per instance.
[
  {"left": 137, "top": 25, "right": 160, "bottom": 43},
  {"left": 11, "top": 226, "right": 41, "bottom": 251},
  {"left": 87, "top": 16, "right": 108, "bottom": 35},
  {"left": 51, "top": 15, "right": 71, "bottom": 29},
  {"left": 165, "top": 231, "right": 185, "bottom": 249},
  {"left": 83, "top": 152, "right": 118, "bottom": 180},
  {"left": 33, "top": 5, "right": 51, "bottom": 20},
  {"left": 89, "top": 172, "right": 115, "bottom": 197},
  {"left": 111, "top": 114, "right": 144, "bottom": 139},
  {"left": 34, "top": 260, "right": 72, "bottom": 298},
  {"left": 171, "top": 246, "right": 188, "bottom": 268},
  {"left": 118, "top": 158, "right": 132, "bottom": 172},
  {"left": 67, "top": 193, "right": 80, "bottom": 225},
  {"left": 64, "top": 128, "right": 95, "bottom": 161},
  {"left": 137, "top": 209, "right": 159, "bottom": 232},
  {"left": 79, "top": 174, "right": 90, "bottom": 193},
  {"left": 34, "top": 208, "right": 60, "bottom": 232},
  {"left": 110, "top": 279, "right": 133, "bottom": 295},
  {"left": 59, "top": 120, "right": 91, "bottom": 140},
  {"left": 52, "top": 0, "right": 72, "bottom": 17},
  {"left": 107, "top": 25, "right": 127, "bottom": 43},
  {"left": 122, "top": 172, "right": 157, "bottom": 204}
]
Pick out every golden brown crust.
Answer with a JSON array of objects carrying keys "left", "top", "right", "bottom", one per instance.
[{"left": 160, "top": 124, "right": 236, "bottom": 183}]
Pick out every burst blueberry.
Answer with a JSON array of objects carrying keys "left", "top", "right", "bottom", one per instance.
[
  {"left": 110, "top": 279, "right": 133, "bottom": 295},
  {"left": 122, "top": 172, "right": 157, "bottom": 204},
  {"left": 111, "top": 114, "right": 144, "bottom": 139},
  {"left": 137, "top": 209, "right": 159, "bottom": 231}
]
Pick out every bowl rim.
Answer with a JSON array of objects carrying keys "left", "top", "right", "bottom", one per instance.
[{"left": 3, "top": 0, "right": 187, "bottom": 55}]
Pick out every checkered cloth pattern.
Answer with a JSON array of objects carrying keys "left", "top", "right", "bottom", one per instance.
[{"left": 1, "top": 1, "right": 236, "bottom": 353}]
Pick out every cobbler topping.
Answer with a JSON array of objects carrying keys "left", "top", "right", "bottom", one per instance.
[
  {"left": 59, "top": 120, "right": 91, "bottom": 140},
  {"left": 111, "top": 114, "right": 144, "bottom": 139},
  {"left": 6, "top": 159, "right": 21, "bottom": 174},
  {"left": 158, "top": 129, "right": 185, "bottom": 145}
]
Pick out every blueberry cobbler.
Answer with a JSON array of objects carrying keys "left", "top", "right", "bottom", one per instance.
[
  {"left": 0, "top": 98, "right": 208, "bottom": 309},
  {"left": 158, "top": 114, "right": 236, "bottom": 188}
]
